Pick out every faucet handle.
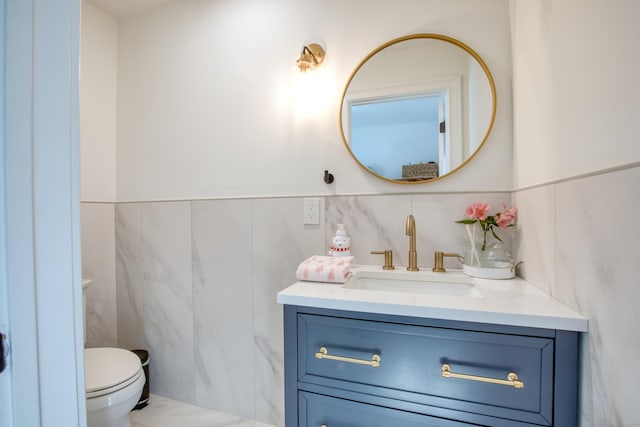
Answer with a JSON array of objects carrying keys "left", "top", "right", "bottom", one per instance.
[
  {"left": 371, "top": 250, "right": 395, "bottom": 270},
  {"left": 433, "top": 252, "right": 461, "bottom": 273}
]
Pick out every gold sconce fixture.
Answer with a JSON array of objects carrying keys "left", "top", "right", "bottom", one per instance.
[{"left": 296, "top": 43, "right": 325, "bottom": 72}]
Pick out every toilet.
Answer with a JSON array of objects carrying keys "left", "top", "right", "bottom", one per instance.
[{"left": 83, "top": 279, "right": 145, "bottom": 427}]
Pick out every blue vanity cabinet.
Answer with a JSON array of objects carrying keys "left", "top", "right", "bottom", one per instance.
[
  {"left": 300, "top": 391, "right": 481, "bottom": 427},
  {"left": 284, "top": 305, "right": 579, "bottom": 427}
]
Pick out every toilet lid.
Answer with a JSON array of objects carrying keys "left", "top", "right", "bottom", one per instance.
[{"left": 85, "top": 348, "right": 142, "bottom": 397}]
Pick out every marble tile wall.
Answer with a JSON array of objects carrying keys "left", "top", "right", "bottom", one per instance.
[
  {"left": 251, "top": 198, "right": 325, "bottom": 423},
  {"left": 83, "top": 169, "right": 640, "bottom": 425},
  {"left": 191, "top": 199, "right": 255, "bottom": 419},
  {"left": 116, "top": 202, "right": 195, "bottom": 403},
  {"left": 110, "top": 192, "right": 510, "bottom": 426},
  {"left": 513, "top": 165, "right": 640, "bottom": 426},
  {"left": 115, "top": 202, "right": 144, "bottom": 348},
  {"left": 115, "top": 198, "right": 327, "bottom": 426},
  {"left": 326, "top": 193, "right": 512, "bottom": 268},
  {"left": 80, "top": 202, "right": 117, "bottom": 347}
]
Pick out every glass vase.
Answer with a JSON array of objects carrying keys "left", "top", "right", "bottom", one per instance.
[
  {"left": 478, "top": 240, "right": 514, "bottom": 269},
  {"left": 462, "top": 224, "right": 515, "bottom": 279}
]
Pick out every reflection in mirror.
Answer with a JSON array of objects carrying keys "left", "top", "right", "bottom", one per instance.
[{"left": 340, "top": 34, "right": 496, "bottom": 184}]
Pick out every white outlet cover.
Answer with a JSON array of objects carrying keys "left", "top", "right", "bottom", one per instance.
[{"left": 303, "top": 198, "right": 320, "bottom": 225}]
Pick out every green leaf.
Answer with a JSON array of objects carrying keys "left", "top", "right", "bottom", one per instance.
[
  {"left": 491, "top": 228, "right": 504, "bottom": 243},
  {"left": 455, "top": 219, "right": 477, "bottom": 224}
]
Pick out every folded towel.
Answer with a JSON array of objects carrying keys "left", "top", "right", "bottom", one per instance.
[{"left": 295, "top": 255, "right": 354, "bottom": 283}]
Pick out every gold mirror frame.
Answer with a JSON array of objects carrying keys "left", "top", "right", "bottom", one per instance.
[{"left": 339, "top": 34, "right": 497, "bottom": 184}]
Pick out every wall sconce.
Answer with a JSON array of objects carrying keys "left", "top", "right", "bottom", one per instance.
[{"left": 296, "top": 43, "right": 325, "bottom": 72}]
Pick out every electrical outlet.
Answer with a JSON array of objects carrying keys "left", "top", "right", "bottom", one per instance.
[{"left": 303, "top": 198, "right": 320, "bottom": 225}]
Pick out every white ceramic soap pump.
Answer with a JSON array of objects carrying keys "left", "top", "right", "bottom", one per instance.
[{"left": 329, "top": 224, "right": 351, "bottom": 257}]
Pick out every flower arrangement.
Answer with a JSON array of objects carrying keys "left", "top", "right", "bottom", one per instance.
[{"left": 456, "top": 202, "right": 518, "bottom": 251}]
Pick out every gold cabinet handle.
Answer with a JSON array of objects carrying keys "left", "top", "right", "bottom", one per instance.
[
  {"left": 315, "top": 346, "right": 381, "bottom": 368},
  {"left": 441, "top": 363, "right": 524, "bottom": 389}
]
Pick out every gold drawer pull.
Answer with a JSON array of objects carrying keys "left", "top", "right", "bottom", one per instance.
[
  {"left": 441, "top": 363, "right": 524, "bottom": 389},
  {"left": 315, "top": 347, "right": 381, "bottom": 368}
]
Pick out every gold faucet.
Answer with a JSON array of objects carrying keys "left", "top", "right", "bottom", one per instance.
[
  {"left": 371, "top": 250, "right": 395, "bottom": 270},
  {"left": 405, "top": 214, "right": 419, "bottom": 271},
  {"left": 432, "top": 252, "right": 461, "bottom": 272}
]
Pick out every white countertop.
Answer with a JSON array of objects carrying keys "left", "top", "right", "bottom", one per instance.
[{"left": 277, "top": 265, "right": 588, "bottom": 332}]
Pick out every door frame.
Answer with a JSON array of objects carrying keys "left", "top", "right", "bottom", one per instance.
[
  {"left": 2, "top": 0, "right": 85, "bottom": 425},
  {"left": 342, "top": 76, "right": 462, "bottom": 176}
]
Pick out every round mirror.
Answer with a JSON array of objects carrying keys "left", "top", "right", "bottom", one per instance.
[{"left": 339, "top": 34, "right": 496, "bottom": 184}]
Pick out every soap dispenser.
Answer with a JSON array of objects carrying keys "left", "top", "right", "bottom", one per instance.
[{"left": 329, "top": 224, "right": 351, "bottom": 257}]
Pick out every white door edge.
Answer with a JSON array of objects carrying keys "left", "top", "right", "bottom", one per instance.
[{"left": 4, "top": 0, "right": 85, "bottom": 426}]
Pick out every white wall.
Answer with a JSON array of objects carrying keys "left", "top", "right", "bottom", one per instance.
[
  {"left": 80, "top": 2, "right": 117, "bottom": 202},
  {"left": 115, "top": 0, "right": 513, "bottom": 201},
  {"left": 468, "top": 58, "right": 493, "bottom": 154},
  {"left": 511, "top": 0, "right": 640, "bottom": 188},
  {"left": 510, "top": 1, "right": 640, "bottom": 425}
]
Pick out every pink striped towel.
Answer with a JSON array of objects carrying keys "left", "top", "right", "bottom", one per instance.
[{"left": 295, "top": 255, "right": 355, "bottom": 283}]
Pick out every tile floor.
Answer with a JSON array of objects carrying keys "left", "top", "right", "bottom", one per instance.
[{"left": 130, "top": 394, "right": 278, "bottom": 427}]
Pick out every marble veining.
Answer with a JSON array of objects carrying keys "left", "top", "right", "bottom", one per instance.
[
  {"left": 325, "top": 193, "right": 511, "bottom": 270},
  {"left": 140, "top": 202, "right": 195, "bottom": 403},
  {"left": 116, "top": 203, "right": 145, "bottom": 349},
  {"left": 191, "top": 200, "right": 255, "bottom": 418},
  {"left": 81, "top": 203, "right": 118, "bottom": 347},
  {"left": 325, "top": 195, "right": 412, "bottom": 267},
  {"left": 512, "top": 186, "right": 556, "bottom": 295},
  {"left": 251, "top": 198, "right": 325, "bottom": 426},
  {"left": 115, "top": 197, "right": 326, "bottom": 426}
]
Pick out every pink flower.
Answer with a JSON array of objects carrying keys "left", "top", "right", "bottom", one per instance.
[
  {"left": 495, "top": 204, "right": 518, "bottom": 228},
  {"left": 465, "top": 202, "right": 490, "bottom": 221},
  {"left": 457, "top": 202, "right": 518, "bottom": 251}
]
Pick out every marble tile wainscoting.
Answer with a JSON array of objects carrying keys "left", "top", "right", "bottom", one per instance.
[
  {"left": 81, "top": 202, "right": 118, "bottom": 348},
  {"left": 82, "top": 191, "right": 511, "bottom": 426},
  {"left": 513, "top": 165, "right": 640, "bottom": 426}
]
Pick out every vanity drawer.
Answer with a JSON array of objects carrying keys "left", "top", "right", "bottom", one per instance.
[
  {"left": 298, "top": 314, "right": 554, "bottom": 425},
  {"left": 299, "top": 391, "right": 479, "bottom": 427}
]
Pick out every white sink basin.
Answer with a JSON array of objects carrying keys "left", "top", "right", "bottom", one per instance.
[{"left": 343, "top": 269, "right": 482, "bottom": 297}]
